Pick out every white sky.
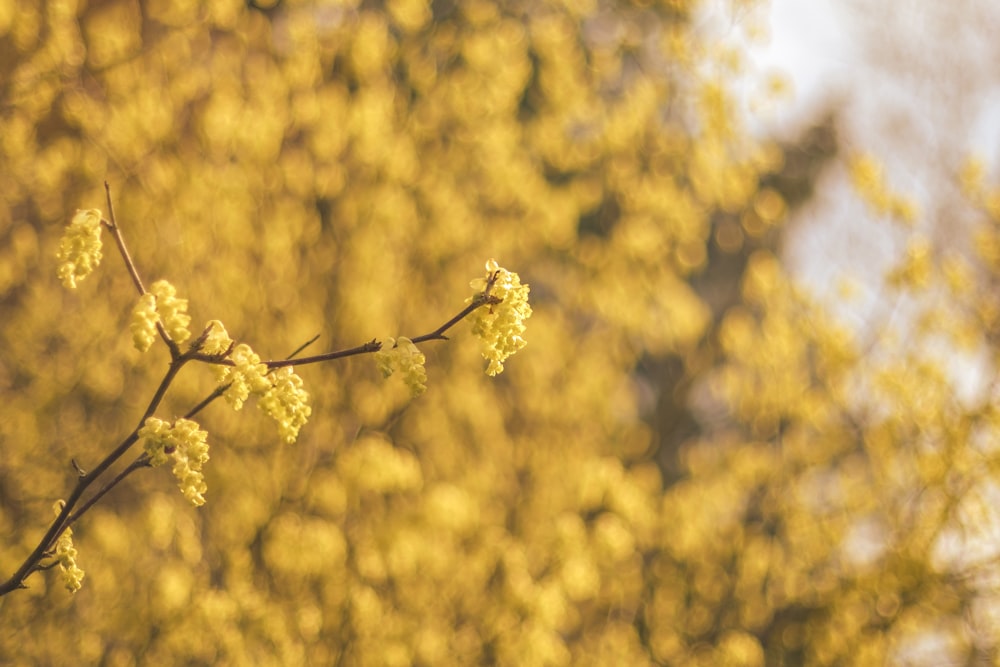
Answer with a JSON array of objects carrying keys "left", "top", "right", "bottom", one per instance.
[
  {"left": 746, "top": 0, "right": 1000, "bottom": 334},
  {"left": 748, "top": 0, "right": 853, "bottom": 137}
]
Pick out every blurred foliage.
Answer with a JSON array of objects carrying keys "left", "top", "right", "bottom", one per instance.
[{"left": 2, "top": 0, "right": 999, "bottom": 665}]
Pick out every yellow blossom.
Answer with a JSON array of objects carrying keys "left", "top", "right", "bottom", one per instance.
[
  {"left": 218, "top": 343, "right": 271, "bottom": 410},
  {"left": 130, "top": 293, "right": 158, "bottom": 352},
  {"left": 129, "top": 282, "right": 195, "bottom": 352},
  {"left": 214, "top": 340, "right": 312, "bottom": 442},
  {"left": 149, "top": 280, "right": 191, "bottom": 344},
  {"left": 170, "top": 419, "right": 210, "bottom": 506},
  {"left": 56, "top": 208, "right": 103, "bottom": 289},
  {"left": 51, "top": 501, "right": 85, "bottom": 593},
  {"left": 139, "top": 417, "right": 173, "bottom": 466},
  {"left": 374, "top": 336, "right": 427, "bottom": 397},
  {"left": 138, "top": 417, "right": 211, "bottom": 506},
  {"left": 200, "top": 320, "right": 233, "bottom": 356},
  {"left": 468, "top": 259, "right": 532, "bottom": 376},
  {"left": 258, "top": 366, "right": 312, "bottom": 443}
]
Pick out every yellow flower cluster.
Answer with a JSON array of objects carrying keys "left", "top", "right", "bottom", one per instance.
[
  {"left": 56, "top": 208, "right": 103, "bottom": 289},
  {"left": 129, "top": 280, "right": 193, "bottom": 351},
  {"left": 130, "top": 293, "right": 158, "bottom": 352},
  {"left": 52, "top": 500, "right": 85, "bottom": 594},
  {"left": 200, "top": 320, "right": 233, "bottom": 356},
  {"left": 150, "top": 280, "right": 191, "bottom": 344},
  {"left": 374, "top": 336, "right": 427, "bottom": 397},
  {"left": 218, "top": 343, "right": 272, "bottom": 410},
  {"left": 258, "top": 367, "right": 312, "bottom": 444},
  {"left": 217, "top": 343, "right": 312, "bottom": 443},
  {"left": 139, "top": 417, "right": 211, "bottom": 506},
  {"left": 468, "top": 259, "right": 532, "bottom": 376}
]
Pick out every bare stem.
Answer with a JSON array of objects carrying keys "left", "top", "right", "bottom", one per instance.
[
  {"left": 0, "top": 195, "right": 505, "bottom": 597},
  {"left": 286, "top": 334, "right": 321, "bottom": 360},
  {"left": 103, "top": 182, "right": 145, "bottom": 297},
  {"left": 264, "top": 339, "right": 383, "bottom": 368},
  {"left": 0, "top": 181, "right": 204, "bottom": 595},
  {"left": 0, "top": 345, "right": 190, "bottom": 597},
  {"left": 184, "top": 384, "right": 228, "bottom": 420},
  {"left": 103, "top": 184, "right": 182, "bottom": 357},
  {"left": 68, "top": 456, "right": 152, "bottom": 527},
  {"left": 265, "top": 296, "right": 500, "bottom": 369},
  {"left": 409, "top": 294, "right": 501, "bottom": 345}
]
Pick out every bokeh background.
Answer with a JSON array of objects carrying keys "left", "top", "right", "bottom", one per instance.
[{"left": 3, "top": 0, "right": 1000, "bottom": 664}]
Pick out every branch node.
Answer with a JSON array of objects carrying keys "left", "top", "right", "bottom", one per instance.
[{"left": 188, "top": 324, "right": 214, "bottom": 353}]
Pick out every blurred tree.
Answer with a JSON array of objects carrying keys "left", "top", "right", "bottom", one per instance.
[
  {"left": 1, "top": 0, "right": 998, "bottom": 666},
  {"left": 643, "top": 114, "right": 839, "bottom": 482}
]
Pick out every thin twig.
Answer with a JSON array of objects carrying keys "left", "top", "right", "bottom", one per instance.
[
  {"left": 102, "top": 183, "right": 181, "bottom": 357},
  {"left": 266, "top": 296, "right": 500, "bottom": 368},
  {"left": 286, "top": 334, "right": 321, "bottom": 360},
  {"left": 409, "top": 295, "right": 501, "bottom": 345},
  {"left": 265, "top": 339, "right": 382, "bottom": 368},
  {"left": 47, "top": 334, "right": 323, "bottom": 532},
  {"left": 184, "top": 384, "right": 228, "bottom": 420},
  {"left": 0, "top": 355, "right": 189, "bottom": 596},
  {"left": 68, "top": 456, "right": 152, "bottom": 527},
  {"left": 185, "top": 333, "right": 323, "bottom": 417},
  {"left": 0, "top": 185, "right": 506, "bottom": 595},
  {"left": 103, "top": 182, "right": 145, "bottom": 297}
]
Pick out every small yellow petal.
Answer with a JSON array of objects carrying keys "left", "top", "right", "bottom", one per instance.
[{"left": 56, "top": 209, "right": 103, "bottom": 289}]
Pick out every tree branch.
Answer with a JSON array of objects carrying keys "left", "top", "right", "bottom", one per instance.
[
  {"left": 0, "top": 187, "right": 506, "bottom": 597},
  {"left": 102, "top": 183, "right": 184, "bottom": 357},
  {"left": 0, "top": 352, "right": 191, "bottom": 596},
  {"left": 102, "top": 182, "right": 145, "bottom": 297},
  {"left": 68, "top": 456, "right": 152, "bottom": 527},
  {"left": 409, "top": 294, "right": 501, "bottom": 345}
]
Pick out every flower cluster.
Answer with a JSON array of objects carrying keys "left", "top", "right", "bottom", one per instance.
[
  {"left": 129, "top": 280, "right": 192, "bottom": 351},
  {"left": 258, "top": 366, "right": 313, "bottom": 443},
  {"left": 138, "top": 417, "right": 211, "bottom": 506},
  {"left": 52, "top": 501, "right": 85, "bottom": 593},
  {"left": 151, "top": 280, "right": 192, "bottom": 343},
  {"left": 374, "top": 336, "right": 427, "bottom": 397},
  {"left": 200, "top": 320, "right": 233, "bottom": 356},
  {"left": 130, "top": 294, "right": 158, "bottom": 352},
  {"left": 468, "top": 259, "right": 532, "bottom": 376},
  {"left": 56, "top": 209, "right": 103, "bottom": 289},
  {"left": 217, "top": 343, "right": 272, "bottom": 410},
  {"left": 217, "top": 343, "right": 312, "bottom": 442}
]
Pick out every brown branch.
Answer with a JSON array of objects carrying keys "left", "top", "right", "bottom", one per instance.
[
  {"left": 0, "top": 186, "right": 507, "bottom": 595},
  {"left": 68, "top": 456, "right": 152, "bottom": 527},
  {"left": 102, "top": 182, "right": 145, "bottom": 297},
  {"left": 409, "top": 294, "right": 501, "bottom": 345},
  {"left": 0, "top": 347, "right": 191, "bottom": 596},
  {"left": 286, "top": 333, "right": 321, "bottom": 360},
  {"left": 264, "top": 339, "right": 383, "bottom": 368},
  {"left": 264, "top": 295, "right": 500, "bottom": 368},
  {"left": 102, "top": 183, "right": 180, "bottom": 357}
]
